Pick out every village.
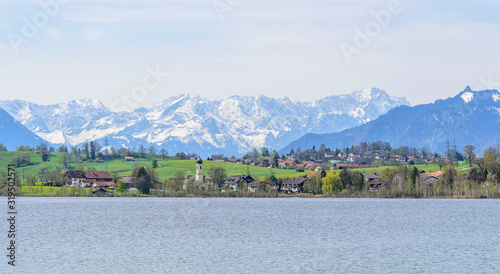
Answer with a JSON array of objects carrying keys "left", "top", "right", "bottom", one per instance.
[
  {"left": 3, "top": 140, "right": 497, "bottom": 198},
  {"left": 61, "top": 144, "right": 469, "bottom": 197}
]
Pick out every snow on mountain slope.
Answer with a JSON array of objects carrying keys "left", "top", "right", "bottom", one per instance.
[
  {"left": 281, "top": 87, "right": 500, "bottom": 155},
  {"left": 0, "top": 88, "right": 410, "bottom": 156}
]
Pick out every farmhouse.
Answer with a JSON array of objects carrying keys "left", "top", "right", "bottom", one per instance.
[
  {"left": 362, "top": 173, "right": 383, "bottom": 183},
  {"left": 282, "top": 176, "right": 308, "bottom": 193},
  {"left": 221, "top": 174, "right": 255, "bottom": 192},
  {"left": 117, "top": 177, "right": 136, "bottom": 189},
  {"left": 247, "top": 180, "right": 263, "bottom": 192},
  {"left": 420, "top": 171, "right": 443, "bottom": 184},
  {"left": 362, "top": 173, "right": 387, "bottom": 190},
  {"left": 329, "top": 156, "right": 342, "bottom": 164},
  {"left": 324, "top": 152, "right": 337, "bottom": 158},
  {"left": 67, "top": 170, "right": 115, "bottom": 189}
]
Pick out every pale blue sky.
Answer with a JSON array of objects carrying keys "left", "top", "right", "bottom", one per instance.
[{"left": 1, "top": 0, "right": 499, "bottom": 109}]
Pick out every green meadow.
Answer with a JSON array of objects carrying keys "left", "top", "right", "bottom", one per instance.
[{"left": 0, "top": 151, "right": 469, "bottom": 183}]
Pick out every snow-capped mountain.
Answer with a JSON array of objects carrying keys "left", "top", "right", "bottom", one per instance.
[
  {"left": 281, "top": 87, "right": 500, "bottom": 155},
  {"left": 0, "top": 107, "right": 45, "bottom": 150},
  {"left": 0, "top": 88, "right": 409, "bottom": 156}
]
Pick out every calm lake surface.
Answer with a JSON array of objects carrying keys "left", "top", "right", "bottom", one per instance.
[{"left": 2, "top": 198, "right": 499, "bottom": 273}]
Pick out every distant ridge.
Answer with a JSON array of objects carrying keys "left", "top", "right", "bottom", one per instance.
[
  {"left": 0, "top": 88, "right": 409, "bottom": 156},
  {"left": 0, "top": 108, "right": 45, "bottom": 150},
  {"left": 280, "top": 87, "right": 500, "bottom": 154}
]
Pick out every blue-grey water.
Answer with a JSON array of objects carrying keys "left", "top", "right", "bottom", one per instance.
[{"left": 1, "top": 198, "right": 499, "bottom": 273}]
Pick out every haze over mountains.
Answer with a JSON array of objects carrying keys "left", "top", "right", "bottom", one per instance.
[
  {"left": 281, "top": 87, "right": 500, "bottom": 155},
  {"left": 0, "top": 88, "right": 409, "bottom": 156}
]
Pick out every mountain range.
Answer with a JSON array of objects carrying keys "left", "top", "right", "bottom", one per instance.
[
  {"left": 0, "top": 108, "right": 44, "bottom": 149},
  {"left": 280, "top": 87, "right": 500, "bottom": 155},
  {"left": 0, "top": 88, "right": 409, "bottom": 156}
]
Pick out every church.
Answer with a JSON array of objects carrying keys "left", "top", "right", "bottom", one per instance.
[{"left": 183, "top": 157, "right": 205, "bottom": 189}]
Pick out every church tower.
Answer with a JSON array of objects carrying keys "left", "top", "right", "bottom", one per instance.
[{"left": 195, "top": 157, "right": 204, "bottom": 183}]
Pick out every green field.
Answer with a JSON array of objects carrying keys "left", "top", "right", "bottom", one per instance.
[
  {"left": 21, "top": 186, "right": 92, "bottom": 196},
  {"left": 0, "top": 151, "right": 470, "bottom": 183},
  {"left": 0, "top": 151, "right": 299, "bottom": 181}
]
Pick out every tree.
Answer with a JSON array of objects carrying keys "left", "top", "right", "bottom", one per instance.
[
  {"left": 320, "top": 170, "right": 327, "bottom": 178},
  {"left": 322, "top": 174, "right": 342, "bottom": 194},
  {"left": 37, "top": 143, "right": 50, "bottom": 162},
  {"left": 339, "top": 169, "right": 352, "bottom": 189},
  {"left": 61, "top": 152, "right": 72, "bottom": 168},
  {"left": 211, "top": 167, "right": 227, "bottom": 188},
  {"left": 483, "top": 147, "right": 499, "bottom": 162},
  {"left": 83, "top": 142, "right": 89, "bottom": 160},
  {"left": 396, "top": 146, "right": 408, "bottom": 158},
  {"left": 138, "top": 145, "right": 146, "bottom": 158},
  {"left": 176, "top": 152, "right": 188, "bottom": 160},
  {"left": 261, "top": 147, "right": 270, "bottom": 157},
  {"left": 462, "top": 145, "right": 476, "bottom": 167},
  {"left": 384, "top": 142, "right": 392, "bottom": 152},
  {"left": 148, "top": 146, "right": 157, "bottom": 155},
  {"left": 381, "top": 167, "right": 397, "bottom": 181},
  {"left": 58, "top": 145, "right": 68, "bottom": 153},
  {"left": 359, "top": 142, "right": 368, "bottom": 153},
  {"left": 116, "top": 180, "right": 127, "bottom": 193},
  {"left": 421, "top": 147, "right": 428, "bottom": 159},
  {"left": 265, "top": 171, "right": 278, "bottom": 189},
  {"left": 90, "top": 141, "right": 96, "bottom": 160},
  {"left": 353, "top": 176, "right": 365, "bottom": 192},
  {"left": 289, "top": 148, "right": 294, "bottom": 155},
  {"left": 433, "top": 157, "right": 446, "bottom": 171},
  {"left": 272, "top": 154, "right": 279, "bottom": 167},
  {"left": 442, "top": 166, "right": 457, "bottom": 188},
  {"left": 71, "top": 146, "right": 79, "bottom": 164},
  {"left": 152, "top": 159, "right": 158, "bottom": 169},
  {"left": 26, "top": 176, "right": 37, "bottom": 187},
  {"left": 263, "top": 159, "right": 269, "bottom": 167},
  {"left": 410, "top": 166, "right": 419, "bottom": 186},
  {"left": 135, "top": 166, "right": 152, "bottom": 194},
  {"left": 303, "top": 176, "right": 318, "bottom": 194},
  {"left": 160, "top": 149, "right": 168, "bottom": 159}
]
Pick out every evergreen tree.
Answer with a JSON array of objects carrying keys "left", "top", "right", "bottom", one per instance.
[
  {"left": 135, "top": 166, "right": 152, "bottom": 194},
  {"left": 90, "top": 141, "right": 96, "bottom": 160},
  {"left": 410, "top": 166, "right": 419, "bottom": 186}
]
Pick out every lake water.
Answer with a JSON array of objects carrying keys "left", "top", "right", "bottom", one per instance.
[{"left": 1, "top": 198, "right": 499, "bottom": 273}]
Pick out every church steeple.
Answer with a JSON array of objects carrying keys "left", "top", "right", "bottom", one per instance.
[{"left": 195, "top": 157, "right": 204, "bottom": 183}]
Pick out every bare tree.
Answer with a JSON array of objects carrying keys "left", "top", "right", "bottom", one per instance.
[
  {"left": 138, "top": 145, "right": 146, "bottom": 157},
  {"left": 160, "top": 149, "right": 168, "bottom": 159},
  {"left": 463, "top": 145, "right": 476, "bottom": 167},
  {"left": 421, "top": 147, "right": 428, "bottom": 159},
  {"left": 148, "top": 146, "right": 157, "bottom": 155}
]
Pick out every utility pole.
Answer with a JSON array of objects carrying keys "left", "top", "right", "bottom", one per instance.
[
  {"left": 453, "top": 139, "right": 457, "bottom": 165},
  {"left": 446, "top": 138, "right": 450, "bottom": 163}
]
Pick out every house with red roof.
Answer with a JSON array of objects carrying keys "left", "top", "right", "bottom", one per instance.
[
  {"left": 282, "top": 176, "right": 309, "bottom": 193},
  {"left": 420, "top": 171, "right": 442, "bottom": 184},
  {"left": 67, "top": 170, "right": 115, "bottom": 189}
]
